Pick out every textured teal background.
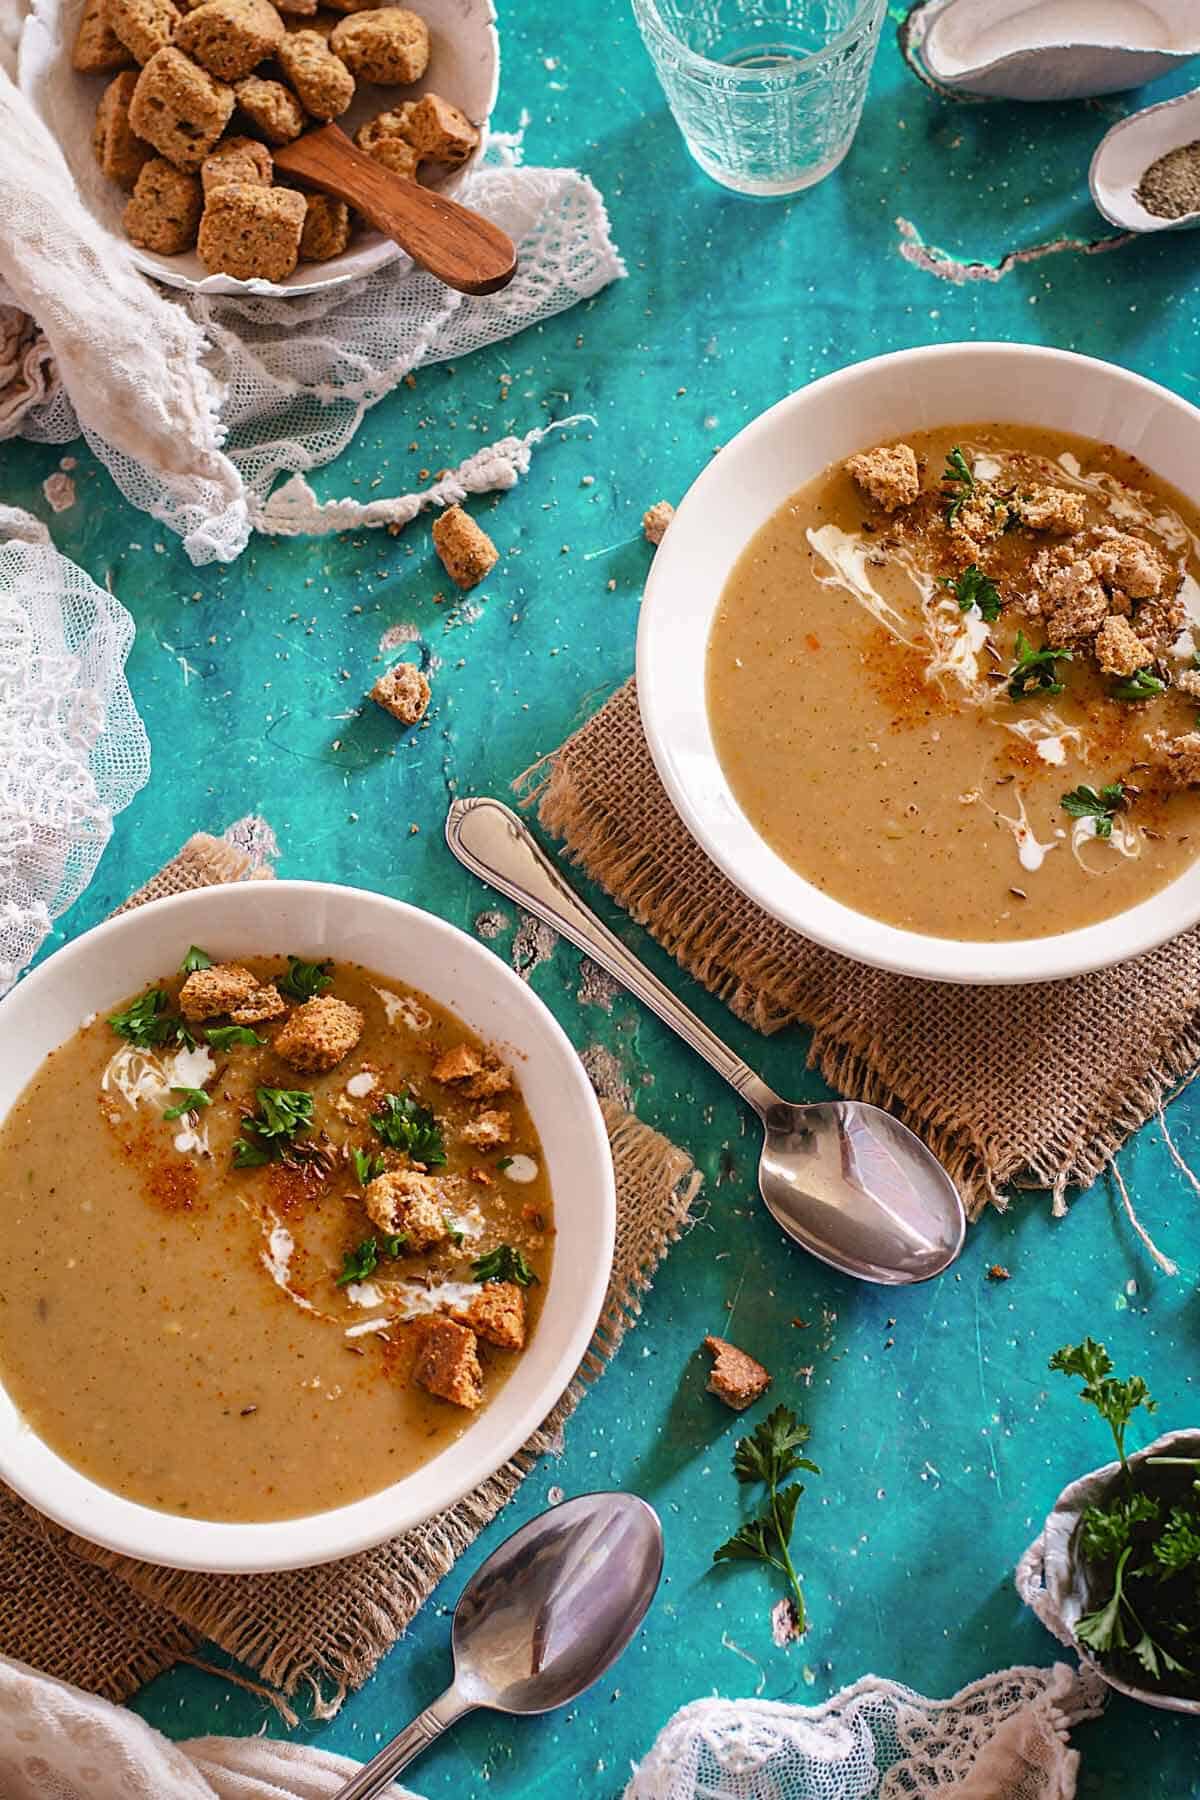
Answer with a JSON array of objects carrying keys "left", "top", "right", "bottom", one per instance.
[{"left": 4, "top": 4, "right": 1200, "bottom": 1794}]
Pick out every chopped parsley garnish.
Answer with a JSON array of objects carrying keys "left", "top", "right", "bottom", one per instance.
[
  {"left": 371, "top": 1090, "right": 446, "bottom": 1165},
  {"left": 496, "top": 1156, "right": 514, "bottom": 1171},
  {"left": 180, "top": 945, "right": 213, "bottom": 974},
  {"left": 471, "top": 1243, "right": 539, "bottom": 1287},
  {"left": 942, "top": 563, "right": 1001, "bottom": 622},
  {"left": 712, "top": 1404, "right": 820, "bottom": 1639},
  {"left": 108, "top": 988, "right": 174, "bottom": 1048},
  {"left": 1061, "top": 783, "right": 1125, "bottom": 839},
  {"left": 1112, "top": 668, "right": 1167, "bottom": 703},
  {"left": 336, "top": 1233, "right": 408, "bottom": 1286},
  {"left": 351, "top": 1147, "right": 386, "bottom": 1186},
  {"left": 206, "top": 1024, "right": 266, "bottom": 1050},
  {"left": 444, "top": 1216, "right": 466, "bottom": 1246},
  {"left": 941, "top": 446, "right": 975, "bottom": 524},
  {"left": 233, "top": 1086, "right": 314, "bottom": 1167},
  {"left": 163, "top": 1085, "right": 211, "bottom": 1121},
  {"left": 279, "top": 955, "right": 333, "bottom": 1001},
  {"left": 1007, "top": 631, "right": 1072, "bottom": 701}
]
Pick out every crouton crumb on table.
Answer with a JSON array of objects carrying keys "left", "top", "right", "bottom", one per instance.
[
  {"left": 702, "top": 1335, "right": 772, "bottom": 1411},
  {"left": 431, "top": 505, "right": 499, "bottom": 590},
  {"left": 371, "top": 661, "right": 431, "bottom": 725}
]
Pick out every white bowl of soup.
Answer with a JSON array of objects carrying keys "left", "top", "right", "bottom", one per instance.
[
  {"left": 638, "top": 344, "right": 1200, "bottom": 984},
  {"left": 0, "top": 881, "right": 615, "bottom": 1571}
]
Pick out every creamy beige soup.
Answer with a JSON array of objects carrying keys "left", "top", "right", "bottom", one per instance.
[
  {"left": 707, "top": 425, "right": 1200, "bottom": 941},
  {"left": 0, "top": 954, "right": 553, "bottom": 1522}
]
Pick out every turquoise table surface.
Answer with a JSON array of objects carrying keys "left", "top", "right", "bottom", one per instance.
[{"left": 4, "top": 5, "right": 1200, "bottom": 1795}]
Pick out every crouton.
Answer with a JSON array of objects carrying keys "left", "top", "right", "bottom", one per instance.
[
  {"left": 123, "top": 155, "right": 202, "bottom": 251},
  {"left": 402, "top": 92, "right": 479, "bottom": 166},
  {"left": 1094, "top": 615, "right": 1153, "bottom": 679},
  {"left": 1131, "top": 588, "right": 1187, "bottom": 657},
  {"left": 299, "top": 192, "right": 350, "bottom": 260},
  {"left": 1156, "top": 730, "right": 1200, "bottom": 789},
  {"left": 234, "top": 75, "right": 307, "bottom": 144},
  {"left": 413, "top": 1316, "right": 483, "bottom": 1408},
  {"left": 329, "top": 6, "right": 429, "bottom": 82},
  {"left": 1090, "top": 530, "right": 1167, "bottom": 601},
  {"left": 129, "top": 48, "right": 234, "bottom": 170},
  {"left": 431, "top": 505, "right": 498, "bottom": 591},
  {"left": 844, "top": 443, "right": 919, "bottom": 513},
  {"left": 702, "top": 1334, "right": 771, "bottom": 1411},
  {"left": 460, "top": 1108, "right": 511, "bottom": 1149},
  {"left": 73, "top": 0, "right": 136, "bottom": 72},
  {"left": 370, "top": 661, "right": 430, "bottom": 725},
  {"left": 355, "top": 107, "right": 419, "bottom": 176},
  {"left": 1175, "top": 667, "right": 1200, "bottom": 699},
  {"left": 273, "top": 994, "right": 363, "bottom": 1072},
  {"left": 277, "top": 27, "right": 355, "bottom": 119},
  {"left": 198, "top": 180, "right": 306, "bottom": 279},
  {"left": 459, "top": 1280, "right": 525, "bottom": 1351},
  {"left": 952, "top": 494, "right": 1009, "bottom": 547},
  {"left": 107, "top": 0, "right": 181, "bottom": 65},
  {"left": 431, "top": 1042, "right": 512, "bottom": 1100},
  {"left": 362, "top": 1167, "right": 446, "bottom": 1248},
  {"left": 94, "top": 72, "right": 155, "bottom": 190},
  {"left": 180, "top": 962, "right": 272, "bottom": 1020},
  {"left": 175, "top": 0, "right": 283, "bottom": 80},
  {"left": 229, "top": 984, "right": 286, "bottom": 1025},
  {"left": 1033, "top": 554, "right": 1110, "bottom": 646},
  {"left": 1015, "top": 486, "right": 1086, "bottom": 534},
  {"left": 642, "top": 500, "right": 674, "bottom": 546},
  {"left": 201, "top": 134, "right": 272, "bottom": 193}
]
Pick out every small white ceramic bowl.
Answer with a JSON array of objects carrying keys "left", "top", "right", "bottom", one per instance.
[
  {"left": 0, "top": 881, "right": 615, "bottom": 1571},
  {"left": 637, "top": 343, "right": 1200, "bottom": 986},
  {"left": 20, "top": 0, "right": 499, "bottom": 297}
]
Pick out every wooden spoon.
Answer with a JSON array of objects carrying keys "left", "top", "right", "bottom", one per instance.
[{"left": 274, "top": 124, "right": 517, "bottom": 296}]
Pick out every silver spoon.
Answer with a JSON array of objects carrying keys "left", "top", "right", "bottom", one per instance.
[
  {"left": 332, "top": 1491, "right": 663, "bottom": 1800},
  {"left": 445, "top": 797, "right": 966, "bottom": 1286}
]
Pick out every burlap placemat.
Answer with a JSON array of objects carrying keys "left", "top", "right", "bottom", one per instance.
[
  {"left": 0, "top": 825, "right": 702, "bottom": 1716},
  {"left": 525, "top": 679, "right": 1200, "bottom": 1232}
]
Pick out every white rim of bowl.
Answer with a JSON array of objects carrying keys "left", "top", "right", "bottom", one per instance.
[
  {"left": 0, "top": 881, "right": 615, "bottom": 1570},
  {"left": 637, "top": 341, "right": 1200, "bottom": 985}
]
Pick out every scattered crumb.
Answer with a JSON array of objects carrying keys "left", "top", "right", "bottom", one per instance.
[
  {"left": 987, "top": 1264, "right": 1011, "bottom": 1282},
  {"left": 42, "top": 472, "right": 76, "bottom": 512},
  {"left": 642, "top": 500, "right": 674, "bottom": 546},
  {"left": 702, "top": 1334, "right": 771, "bottom": 1411}
]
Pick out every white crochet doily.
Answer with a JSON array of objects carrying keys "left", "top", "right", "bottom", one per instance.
[
  {"left": 0, "top": 506, "right": 149, "bottom": 992},
  {"left": 623, "top": 1665, "right": 1107, "bottom": 1800}
]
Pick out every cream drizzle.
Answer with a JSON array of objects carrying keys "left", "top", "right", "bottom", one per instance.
[
  {"left": 1001, "top": 712, "right": 1083, "bottom": 767},
  {"left": 373, "top": 986, "right": 432, "bottom": 1032},
  {"left": 1070, "top": 813, "right": 1144, "bottom": 868},
  {"left": 101, "top": 1043, "right": 215, "bottom": 1157},
  {"left": 502, "top": 1153, "right": 539, "bottom": 1184},
  {"left": 806, "top": 524, "right": 922, "bottom": 645},
  {"left": 259, "top": 1218, "right": 320, "bottom": 1315}
]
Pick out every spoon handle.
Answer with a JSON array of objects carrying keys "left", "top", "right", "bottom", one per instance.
[
  {"left": 445, "top": 797, "right": 779, "bottom": 1115},
  {"left": 273, "top": 125, "right": 518, "bottom": 297},
  {"left": 331, "top": 1685, "right": 473, "bottom": 1800}
]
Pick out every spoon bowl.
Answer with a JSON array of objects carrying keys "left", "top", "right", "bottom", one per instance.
[
  {"left": 445, "top": 798, "right": 966, "bottom": 1287},
  {"left": 333, "top": 1492, "right": 664, "bottom": 1800},
  {"left": 1090, "top": 87, "right": 1200, "bottom": 234}
]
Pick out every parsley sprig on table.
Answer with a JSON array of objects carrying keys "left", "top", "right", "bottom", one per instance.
[
  {"left": 108, "top": 988, "right": 196, "bottom": 1051},
  {"left": 713, "top": 1404, "right": 820, "bottom": 1638},
  {"left": 279, "top": 955, "right": 333, "bottom": 1001},
  {"left": 371, "top": 1090, "right": 446, "bottom": 1165},
  {"left": 941, "top": 446, "right": 975, "bottom": 524},
  {"left": 233, "top": 1086, "right": 314, "bottom": 1167},
  {"left": 1047, "top": 1340, "right": 1200, "bottom": 1685},
  {"left": 1112, "top": 668, "right": 1167, "bottom": 703},
  {"left": 336, "top": 1234, "right": 409, "bottom": 1286},
  {"left": 1007, "top": 632, "right": 1072, "bottom": 700},
  {"left": 1061, "top": 783, "right": 1125, "bottom": 840},
  {"left": 471, "top": 1244, "right": 538, "bottom": 1287},
  {"left": 943, "top": 563, "right": 1001, "bottom": 622}
]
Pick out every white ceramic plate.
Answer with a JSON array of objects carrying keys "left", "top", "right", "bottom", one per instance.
[
  {"left": 637, "top": 342, "right": 1200, "bottom": 986},
  {"left": 19, "top": 0, "right": 499, "bottom": 297},
  {"left": 0, "top": 881, "right": 615, "bottom": 1571}
]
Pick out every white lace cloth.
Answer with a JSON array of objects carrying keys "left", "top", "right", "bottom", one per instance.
[
  {"left": 624, "top": 1665, "right": 1107, "bottom": 1800},
  {"left": 0, "top": 504, "right": 148, "bottom": 993},
  {"left": 0, "top": 1654, "right": 1105, "bottom": 1800},
  {"left": 0, "top": 1, "right": 625, "bottom": 564}
]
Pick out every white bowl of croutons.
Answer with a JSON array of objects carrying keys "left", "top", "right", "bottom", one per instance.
[
  {"left": 0, "top": 880, "right": 616, "bottom": 1571},
  {"left": 20, "top": 0, "right": 499, "bottom": 295}
]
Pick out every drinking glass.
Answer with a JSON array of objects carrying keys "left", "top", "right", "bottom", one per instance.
[{"left": 631, "top": 0, "right": 888, "bottom": 197}]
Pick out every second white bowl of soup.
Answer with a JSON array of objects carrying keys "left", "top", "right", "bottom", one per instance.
[
  {"left": 638, "top": 344, "right": 1200, "bottom": 984},
  {"left": 0, "top": 881, "right": 615, "bottom": 1571}
]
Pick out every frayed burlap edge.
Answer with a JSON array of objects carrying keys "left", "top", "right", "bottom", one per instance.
[
  {"left": 520, "top": 683, "right": 1200, "bottom": 1223},
  {"left": 69, "top": 1101, "right": 702, "bottom": 1712}
]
